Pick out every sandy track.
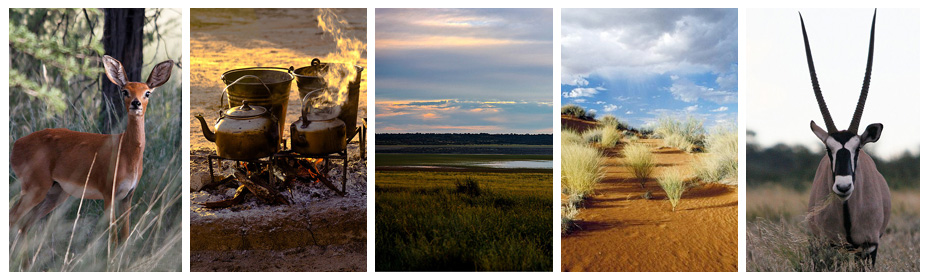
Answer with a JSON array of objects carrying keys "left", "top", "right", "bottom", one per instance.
[{"left": 562, "top": 139, "right": 738, "bottom": 272}]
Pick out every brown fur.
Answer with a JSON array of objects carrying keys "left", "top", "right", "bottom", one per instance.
[{"left": 9, "top": 56, "right": 172, "bottom": 245}]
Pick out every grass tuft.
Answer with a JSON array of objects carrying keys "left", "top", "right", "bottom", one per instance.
[
  {"left": 561, "top": 140, "right": 605, "bottom": 198},
  {"left": 622, "top": 142, "right": 655, "bottom": 188},
  {"left": 600, "top": 126, "right": 623, "bottom": 148},
  {"left": 454, "top": 178, "right": 482, "bottom": 197},
  {"left": 657, "top": 169, "right": 687, "bottom": 211},
  {"left": 693, "top": 126, "right": 738, "bottom": 184}
]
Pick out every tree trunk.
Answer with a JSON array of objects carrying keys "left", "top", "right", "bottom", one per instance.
[{"left": 101, "top": 8, "right": 144, "bottom": 133}]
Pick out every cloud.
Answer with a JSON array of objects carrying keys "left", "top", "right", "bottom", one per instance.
[
  {"left": 604, "top": 104, "right": 618, "bottom": 112},
  {"left": 684, "top": 104, "right": 699, "bottom": 112},
  {"left": 595, "top": 100, "right": 606, "bottom": 104},
  {"left": 562, "top": 87, "right": 602, "bottom": 98},
  {"left": 561, "top": 8, "right": 737, "bottom": 82},
  {"left": 376, "top": 99, "right": 553, "bottom": 133},
  {"left": 668, "top": 76, "right": 737, "bottom": 103},
  {"left": 573, "top": 98, "right": 587, "bottom": 103},
  {"left": 711, "top": 106, "right": 728, "bottom": 112}
]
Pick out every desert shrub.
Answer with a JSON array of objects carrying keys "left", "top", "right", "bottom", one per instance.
[
  {"left": 581, "top": 127, "right": 603, "bottom": 144},
  {"left": 561, "top": 129, "right": 583, "bottom": 145},
  {"left": 600, "top": 114, "right": 630, "bottom": 131},
  {"left": 664, "top": 134, "right": 695, "bottom": 152},
  {"left": 623, "top": 142, "right": 655, "bottom": 188},
  {"left": 654, "top": 115, "right": 706, "bottom": 151},
  {"left": 600, "top": 126, "right": 623, "bottom": 148},
  {"left": 561, "top": 141, "right": 604, "bottom": 198},
  {"left": 694, "top": 126, "right": 738, "bottom": 184},
  {"left": 658, "top": 168, "right": 688, "bottom": 211},
  {"left": 454, "top": 178, "right": 482, "bottom": 196},
  {"left": 561, "top": 200, "right": 580, "bottom": 235},
  {"left": 561, "top": 104, "right": 586, "bottom": 118}
]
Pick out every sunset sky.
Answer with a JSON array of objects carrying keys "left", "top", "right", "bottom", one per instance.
[
  {"left": 375, "top": 8, "right": 553, "bottom": 134},
  {"left": 560, "top": 9, "right": 738, "bottom": 130}
]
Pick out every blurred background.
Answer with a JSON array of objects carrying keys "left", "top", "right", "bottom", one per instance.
[{"left": 8, "top": 8, "right": 182, "bottom": 271}]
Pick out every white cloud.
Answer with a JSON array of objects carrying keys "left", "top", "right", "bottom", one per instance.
[
  {"left": 573, "top": 98, "right": 587, "bottom": 103},
  {"left": 561, "top": 9, "right": 738, "bottom": 82},
  {"left": 711, "top": 106, "right": 728, "bottom": 112},
  {"left": 595, "top": 100, "right": 606, "bottom": 105},
  {"left": 626, "top": 110, "right": 634, "bottom": 115},
  {"left": 685, "top": 104, "right": 699, "bottom": 112},
  {"left": 669, "top": 77, "right": 737, "bottom": 103},
  {"left": 604, "top": 104, "right": 618, "bottom": 112},
  {"left": 562, "top": 87, "right": 601, "bottom": 98},
  {"left": 564, "top": 75, "right": 589, "bottom": 86}
]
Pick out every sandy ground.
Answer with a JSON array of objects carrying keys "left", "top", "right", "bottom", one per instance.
[
  {"left": 561, "top": 138, "right": 738, "bottom": 272},
  {"left": 189, "top": 8, "right": 367, "bottom": 272}
]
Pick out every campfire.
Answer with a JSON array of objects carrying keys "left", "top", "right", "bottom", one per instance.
[{"left": 199, "top": 155, "right": 348, "bottom": 208}]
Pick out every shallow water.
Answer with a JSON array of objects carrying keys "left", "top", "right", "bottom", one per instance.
[{"left": 470, "top": 160, "right": 552, "bottom": 169}]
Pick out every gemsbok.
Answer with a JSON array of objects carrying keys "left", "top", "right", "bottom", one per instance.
[
  {"left": 10, "top": 55, "right": 174, "bottom": 245},
  {"left": 800, "top": 10, "right": 891, "bottom": 267}
]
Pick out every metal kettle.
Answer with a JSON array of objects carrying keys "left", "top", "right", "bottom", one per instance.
[
  {"left": 290, "top": 88, "right": 347, "bottom": 155},
  {"left": 195, "top": 75, "right": 280, "bottom": 160}
]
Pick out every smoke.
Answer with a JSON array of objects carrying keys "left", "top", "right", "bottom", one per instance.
[{"left": 312, "top": 8, "right": 365, "bottom": 116}]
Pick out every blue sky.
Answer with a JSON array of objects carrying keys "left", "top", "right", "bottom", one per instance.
[
  {"left": 376, "top": 8, "right": 553, "bottom": 134},
  {"left": 561, "top": 9, "right": 738, "bottom": 129}
]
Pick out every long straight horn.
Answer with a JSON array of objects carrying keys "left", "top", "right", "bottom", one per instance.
[
  {"left": 800, "top": 12, "right": 837, "bottom": 133},
  {"left": 849, "top": 9, "right": 877, "bottom": 134}
]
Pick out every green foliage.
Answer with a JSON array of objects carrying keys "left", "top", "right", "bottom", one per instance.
[
  {"left": 623, "top": 143, "right": 655, "bottom": 188},
  {"left": 657, "top": 169, "right": 687, "bottom": 211},
  {"left": 9, "top": 9, "right": 105, "bottom": 116},
  {"left": 561, "top": 140, "right": 604, "bottom": 198},
  {"left": 376, "top": 171, "right": 552, "bottom": 271}
]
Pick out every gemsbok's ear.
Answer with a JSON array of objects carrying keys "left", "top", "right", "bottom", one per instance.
[
  {"left": 860, "top": 123, "right": 883, "bottom": 145},
  {"left": 810, "top": 120, "right": 829, "bottom": 142}
]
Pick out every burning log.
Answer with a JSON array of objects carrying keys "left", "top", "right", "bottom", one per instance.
[{"left": 276, "top": 157, "right": 346, "bottom": 196}]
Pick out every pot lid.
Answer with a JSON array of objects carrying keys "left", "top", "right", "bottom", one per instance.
[{"left": 225, "top": 101, "right": 267, "bottom": 118}]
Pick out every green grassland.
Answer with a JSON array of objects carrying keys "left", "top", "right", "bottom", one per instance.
[{"left": 375, "top": 171, "right": 553, "bottom": 271}]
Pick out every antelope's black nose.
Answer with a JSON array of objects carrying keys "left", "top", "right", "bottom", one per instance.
[
  {"left": 131, "top": 99, "right": 141, "bottom": 108},
  {"left": 835, "top": 184, "right": 852, "bottom": 193}
]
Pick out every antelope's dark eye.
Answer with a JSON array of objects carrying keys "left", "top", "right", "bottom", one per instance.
[
  {"left": 145, "top": 91, "right": 151, "bottom": 98},
  {"left": 122, "top": 90, "right": 129, "bottom": 97}
]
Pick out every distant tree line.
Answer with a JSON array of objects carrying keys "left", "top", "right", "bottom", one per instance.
[
  {"left": 747, "top": 130, "right": 919, "bottom": 190},
  {"left": 376, "top": 133, "right": 553, "bottom": 146}
]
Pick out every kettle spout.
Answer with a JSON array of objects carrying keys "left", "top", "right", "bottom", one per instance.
[{"left": 194, "top": 114, "right": 217, "bottom": 142}]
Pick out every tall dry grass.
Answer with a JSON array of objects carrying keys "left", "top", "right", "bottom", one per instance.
[
  {"left": 747, "top": 186, "right": 920, "bottom": 271},
  {"left": 581, "top": 127, "right": 602, "bottom": 144},
  {"left": 654, "top": 115, "right": 705, "bottom": 152},
  {"left": 561, "top": 140, "right": 605, "bottom": 198},
  {"left": 622, "top": 142, "right": 655, "bottom": 188},
  {"left": 600, "top": 126, "right": 623, "bottom": 148},
  {"left": 657, "top": 169, "right": 687, "bottom": 211},
  {"left": 693, "top": 126, "right": 738, "bottom": 184}
]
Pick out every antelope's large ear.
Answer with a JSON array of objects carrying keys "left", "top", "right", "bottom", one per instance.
[
  {"left": 147, "top": 60, "right": 174, "bottom": 89},
  {"left": 102, "top": 55, "right": 128, "bottom": 88},
  {"left": 860, "top": 123, "right": 883, "bottom": 145},
  {"left": 810, "top": 120, "right": 829, "bottom": 142}
]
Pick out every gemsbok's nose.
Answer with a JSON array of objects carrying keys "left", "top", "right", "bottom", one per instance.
[{"left": 835, "top": 183, "right": 852, "bottom": 193}]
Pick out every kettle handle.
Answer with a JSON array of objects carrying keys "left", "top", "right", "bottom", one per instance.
[
  {"left": 300, "top": 88, "right": 326, "bottom": 122},
  {"left": 219, "top": 74, "right": 271, "bottom": 110}
]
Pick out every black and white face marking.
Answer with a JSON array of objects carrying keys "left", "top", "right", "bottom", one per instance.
[{"left": 824, "top": 132, "right": 861, "bottom": 200}]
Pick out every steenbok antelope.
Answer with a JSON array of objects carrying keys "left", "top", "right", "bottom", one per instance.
[
  {"left": 10, "top": 55, "right": 174, "bottom": 245},
  {"left": 800, "top": 10, "right": 891, "bottom": 267}
]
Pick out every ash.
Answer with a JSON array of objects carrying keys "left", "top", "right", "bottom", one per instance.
[{"left": 190, "top": 143, "right": 367, "bottom": 224}]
